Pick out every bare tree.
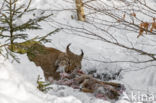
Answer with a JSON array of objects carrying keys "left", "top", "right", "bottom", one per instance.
[
  {"left": 75, "top": 0, "right": 86, "bottom": 21},
  {"left": 84, "top": 0, "right": 156, "bottom": 66}
]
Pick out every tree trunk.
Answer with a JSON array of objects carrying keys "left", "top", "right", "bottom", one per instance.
[{"left": 75, "top": 0, "right": 86, "bottom": 21}]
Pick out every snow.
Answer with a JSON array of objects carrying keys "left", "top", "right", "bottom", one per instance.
[{"left": 0, "top": 56, "right": 82, "bottom": 103}]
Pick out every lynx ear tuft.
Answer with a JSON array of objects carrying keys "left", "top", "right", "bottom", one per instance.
[
  {"left": 66, "top": 43, "right": 73, "bottom": 55},
  {"left": 80, "top": 49, "right": 84, "bottom": 59}
]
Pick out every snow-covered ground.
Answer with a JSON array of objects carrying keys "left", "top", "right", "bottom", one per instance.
[
  {"left": 0, "top": 56, "right": 82, "bottom": 103},
  {"left": 0, "top": 0, "right": 156, "bottom": 103},
  {"left": 1, "top": 56, "right": 111, "bottom": 103}
]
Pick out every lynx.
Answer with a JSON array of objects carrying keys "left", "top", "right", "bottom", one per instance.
[{"left": 27, "top": 43, "right": 84, "bottom": 82}]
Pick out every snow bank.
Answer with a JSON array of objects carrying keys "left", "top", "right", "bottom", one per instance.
[
  {"left": 48, "top": 84, "right": 110, "bottom": 103},
  {"left": 0, "top": 56, "right": 82, "bottom": 103}
]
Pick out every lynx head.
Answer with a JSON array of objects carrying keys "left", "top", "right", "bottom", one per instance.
[
  {"left": 65, "top": 44, "right": 84, "bottom": 73},
  {"left": 55, "top": 53, "right": 69, "bottom": 73}
]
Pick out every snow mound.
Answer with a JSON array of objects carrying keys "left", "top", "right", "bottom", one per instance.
[
  {"left": 48, "top": 84, "right": 108, "bottom": 103},
  {"left": 0, "top": 56, "right": 82, "bottom": 103}
]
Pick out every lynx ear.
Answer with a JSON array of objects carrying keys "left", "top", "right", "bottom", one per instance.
[
  {"left": 66, "top": 43, "right": 73, "bottom": 55},
  {"left": 79, "top": 49, "right": 84, "bottom": 59}
]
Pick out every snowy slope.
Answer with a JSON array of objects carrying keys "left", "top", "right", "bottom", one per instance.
[{"left": 0, "top": 56, "right": 83, "bottom": 103}]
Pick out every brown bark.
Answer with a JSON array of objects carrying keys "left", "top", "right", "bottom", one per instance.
[{"left": 75, "top": 0, "right": 86, "bottom": 21}]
